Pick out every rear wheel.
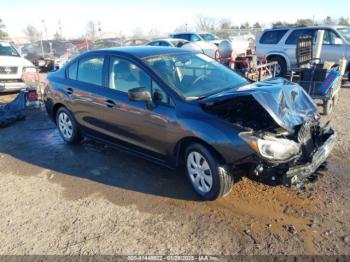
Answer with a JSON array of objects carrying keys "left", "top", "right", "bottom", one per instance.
[
  {"left": 323, "top": 99, "right": 334, "bottom": 115},
  {"left": 185, "top": 143, "right": 234, "bottom": 200},
  {"left": 56, "top": 107, "right": 81, "bottom": 144},
  {"left": 268, "top": 56, "right": 287, "bottom": 77}
]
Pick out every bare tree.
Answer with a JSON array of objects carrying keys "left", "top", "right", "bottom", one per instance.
[
  {"left": 219, "top": 19, "right": 232, "bottom": 30},
  {"left": 23, "top": 25, "right": 41, "bottom": 43},
  {"left": 86, "top": 20, "right": 97, "bottom": 40},
  {"left": 196, "top": 15, "right": 217, "bottom": 32},
  {"left": 174, "top": 24, "right": 189, "bottom": 33},
  {"left": 253, "top": 22, "right": 262, "bottom": 29},
  {"left": 323, "top": 16, "right": 336, "bottom": 25},
  {"left": 338, "top": 17, "right": 350, "bottom": 26},
  {"left": 295, "top": 19, "right": 314, "bottom": 26},
  {"left": 132, "top": 27, "right": 144, "bottom": 38}
]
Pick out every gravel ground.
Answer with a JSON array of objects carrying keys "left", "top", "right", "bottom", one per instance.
[{"left": 0, "top": 82, "right": 350, "bottom": 255}]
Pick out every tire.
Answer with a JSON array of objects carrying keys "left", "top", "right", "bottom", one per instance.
[
  {"left": 323, "top": 99, "right": 333, "bottom": 115},
  {"left": 56, "top": 107, "right": 81, "bottom": 144},
  {"left": 185, "top": 143, "right": 234, "bottom": 200},
  {"left": 269, "top": 56, "right": 287, "bottom": 77}
]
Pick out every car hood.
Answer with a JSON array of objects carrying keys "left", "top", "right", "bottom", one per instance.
[
  {"left": 200, "top": 78, "right": 318, "bottom": 131},
  {"left": 0, "top": 55, "right": 34, "bottom": 67}
]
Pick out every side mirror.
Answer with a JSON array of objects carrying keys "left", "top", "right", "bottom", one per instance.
[{"left": 128, "top": 87, "right": 154, "bottom": 109}]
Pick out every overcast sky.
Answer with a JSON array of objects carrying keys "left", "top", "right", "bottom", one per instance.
[{"left": 1, "top": 0, "right": 349, "bottom": 38}]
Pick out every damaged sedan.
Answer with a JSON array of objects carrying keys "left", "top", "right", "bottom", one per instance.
[{"left": 44, "top": 47, "right": 335, "bottom": 200}]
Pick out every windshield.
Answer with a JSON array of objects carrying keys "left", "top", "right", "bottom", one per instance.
[
  {"left": 337, "top": 27, "right": 350, "bottom": 42},
  {"left": 0, "top": 42, "right": 20, "bottom": 57},
  {"left": 144, "top": 53, "right": 248, "bottom": 99},
  {"left": 200, "top": 34, "right": 219, "bottom": 41}
]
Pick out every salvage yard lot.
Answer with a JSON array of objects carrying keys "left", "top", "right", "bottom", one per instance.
[{"left": 0, "top": 80, "right": 350, "bottom": 255}]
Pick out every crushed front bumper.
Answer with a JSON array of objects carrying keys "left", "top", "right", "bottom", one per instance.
[{"left": 286, "top": 132, "right": 335, "bottom": 184}]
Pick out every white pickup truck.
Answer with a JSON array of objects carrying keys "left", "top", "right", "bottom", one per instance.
[{"left": 0, "top": 41, "right": 37, "bottom": 92}]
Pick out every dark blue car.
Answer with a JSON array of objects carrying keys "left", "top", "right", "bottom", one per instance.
[{"left": 44, "top": 46, "right": 335, "bottom": 200}]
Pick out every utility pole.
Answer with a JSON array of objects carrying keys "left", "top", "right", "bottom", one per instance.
[
  {"left": 41, "top": 19, "right": 48, "bottom": 40},
  {"left": 58, "top": 19, "right": 62, "bottom": 39}
]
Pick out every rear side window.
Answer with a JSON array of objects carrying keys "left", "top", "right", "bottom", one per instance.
[
  {"left": 259, "top": 30, "right": 288, "bottom": 44},
  {"left": 67, "top": 61, "right": 78, "bottom": 80},
  {"left": 285, "top": 29, "right": 317, "bottom": 45},
  {"left": 77, "top": 56, "right": 104, "bottom": 86},
  {"left": 159, "top": 41, "right": 170, "bottom": 46},
  {"left": 148, "top": 41, "right": 160, "bottom": 46}
]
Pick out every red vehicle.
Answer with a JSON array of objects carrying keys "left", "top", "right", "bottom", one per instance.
[{"left": 69, "top": 39, "right": 92, "bottom": 53}]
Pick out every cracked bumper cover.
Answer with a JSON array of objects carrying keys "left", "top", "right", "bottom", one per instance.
[{"left": 286, "top": 132, "right": 335, "bottom": 182}]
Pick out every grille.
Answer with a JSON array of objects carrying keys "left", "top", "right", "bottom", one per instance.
[{"left": 0, "top": 66, "right": 18, "bottom": 75}]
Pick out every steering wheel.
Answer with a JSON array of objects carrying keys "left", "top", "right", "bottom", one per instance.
[{"left": 191, "top": 74, "right": 207, "bottom": 88}]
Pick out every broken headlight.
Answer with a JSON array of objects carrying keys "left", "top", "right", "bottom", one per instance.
[{"left": 240, "top": 133, "right": 300, "bottom": 161}]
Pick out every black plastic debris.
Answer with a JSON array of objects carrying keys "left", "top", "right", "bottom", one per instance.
[{"left": 0, "top": 91, "right": 27, "bottom": 127}]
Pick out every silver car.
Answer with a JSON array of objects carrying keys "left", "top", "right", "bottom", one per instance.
[{"left": 255, "top": 26, "right": 350, "bottom": 78}]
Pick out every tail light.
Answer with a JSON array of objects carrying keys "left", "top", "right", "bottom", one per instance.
[{"left": 27, "top": 90, "right": 38, "bottom": 101}]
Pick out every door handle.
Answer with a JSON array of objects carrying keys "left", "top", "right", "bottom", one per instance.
[
  {"left": 66, "top": 87, "right": 74, "bottom": 95},
  {"left": 105, "top": 99, "right": 116, "bottom": 108}
]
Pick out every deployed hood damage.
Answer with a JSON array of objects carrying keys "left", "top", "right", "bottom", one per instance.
[
  {"left": 201, "top": 78, "right": 335, "bottom": 185},
  {"left": 201, "top": 78, "right": 319, "bottom": 132}
]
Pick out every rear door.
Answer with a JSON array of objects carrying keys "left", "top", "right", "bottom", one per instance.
[
  {"left": 284, "top": 29, "right": 317, "bottom": 67},
  {"left": 64, "top": 54, "right": 113, "bottom": 135}
]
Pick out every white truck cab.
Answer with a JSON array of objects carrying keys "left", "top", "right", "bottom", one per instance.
[{"left": 0, "top": 41, "right": 37, "bottom": 92}]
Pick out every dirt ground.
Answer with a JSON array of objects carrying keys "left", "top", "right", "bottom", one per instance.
[{"left": 0, "top": 80, "right": 350, "bottom": 255}]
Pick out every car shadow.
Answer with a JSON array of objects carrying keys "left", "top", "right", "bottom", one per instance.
[{"left": 0, "top": 109, "right": 201, "bottom": 203}]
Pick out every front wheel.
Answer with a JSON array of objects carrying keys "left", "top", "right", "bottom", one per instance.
[
  {"left": 323, "top": 99, "right": 334, "bottom": 115},
  {"left": 268, "top": 56, "right": 287, "bottom": 77},
  {"left": 56, "top": 107, "right": 81, "bottom": 144},
  {"left": 185, "top": 143, "right": 234, "bottom": 200}
]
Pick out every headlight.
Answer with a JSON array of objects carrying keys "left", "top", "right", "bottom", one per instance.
[
  {"left": 240, "top": 133, "right": 300, "bottom": 161},
  {"left": 23, "top": 66, "right": 37, "bottom": 73}
]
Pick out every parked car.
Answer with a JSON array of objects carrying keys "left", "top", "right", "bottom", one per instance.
[
  {"left": 44, "top": 47, "right": 335, "bottom": 200},
  {"left": 256, "top": 26, "right": 350, "bottom": 78},
  {"left": 147, "top": 38, "right": 215, "bottom": 55},
  {"left": 0, "top": 41, "right": 37, "bottom": 92},
  {"left": 91, "top": 39, "right": 123, "bottom": 50},
  {"left": 123, "top": 39, "right": 148, "bottom": 46},
  {"left": 199, "top": 32, "right": 221, "bottom": 46},
  {"left": 170, "top": 32, "right": 217, "bottom": 58},
  {"left": 69, "top": 39, "right": 93, "bottom": 53},
  {"left": 147, "top": 38, "right": 190, "bottom": 48},
  {"left": 21, "top": 40, "right": 78, "bottom": 72}
]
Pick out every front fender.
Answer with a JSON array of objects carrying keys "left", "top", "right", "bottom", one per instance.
[{"left": 175, "top": 114, "right": 255, "bottom": 165}]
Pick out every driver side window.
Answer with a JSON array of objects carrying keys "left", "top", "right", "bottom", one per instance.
[{"left": 109, "top": 57, "right": 169, "bottom": 103}]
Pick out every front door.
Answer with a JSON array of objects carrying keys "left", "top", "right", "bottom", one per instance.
[
  {"left": 320, "top": 29, "right": 347, "bottom": 63},
  {"left": 99, "top": 56, "right": 176, "bottom": 157}
]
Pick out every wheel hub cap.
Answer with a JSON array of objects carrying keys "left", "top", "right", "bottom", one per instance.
[
  {"left": 187, "top": 152, "right": 213, "bottom": 193},
  {"left": 58, "top": 112, "right": 73, "bottom": 140}
]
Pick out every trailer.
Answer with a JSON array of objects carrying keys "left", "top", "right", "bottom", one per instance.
[{"left": 290, "top": 35, "right": 342, "bottom": 115}]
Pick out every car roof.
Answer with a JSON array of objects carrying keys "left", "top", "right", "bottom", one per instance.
[
  {"left": 171, "top": 32, "right": 199, "bottom": 35},
  {"left": 265, "top": 25, "right": 349, "bottom": 31},
  {"left": 85, "top": 46, "right": 194, "bottom": 59},
  {"left": 150, "top": 38, "right": 189, "bottom": 43}
]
